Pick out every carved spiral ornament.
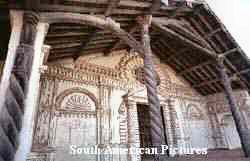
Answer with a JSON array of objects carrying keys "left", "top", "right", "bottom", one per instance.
[
  {"left": 0, "top": 11, "right": 39, "bottom": 161},
  {"left": 139, "top": 16, "right": 165, "bottom": 161}
]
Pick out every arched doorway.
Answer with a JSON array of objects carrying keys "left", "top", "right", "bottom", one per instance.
[
  {"left": 221, "top": 114, "right": 241, "bottom": 149},
  {"left": 186, "top": 104, "right": 209, "bottom": 149},
  {"left": 53, "top": 88, "right": 98, "bottom": 161}
]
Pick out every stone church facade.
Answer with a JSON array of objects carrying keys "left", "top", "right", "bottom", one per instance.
[
  {"left": 1, "top": 1, "right": 250, "bottom": 161},
  {"left": 2, "top": 50, "right": 246, "bottom": 161}
]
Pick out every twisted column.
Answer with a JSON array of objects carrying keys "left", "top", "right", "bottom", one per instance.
[
  {"left": 138, "top": 15, "right": 165, "bottom": 161},
  {"left": 0, "top": 11, "right": 39, "bottom": 161},
  {"left": 217, "top": 56, "right": 250, "bottom": 157}
]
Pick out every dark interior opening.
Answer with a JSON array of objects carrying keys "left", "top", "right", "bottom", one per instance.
[{"left": 137, "top": 104, "right": 168, "bottom": 160}]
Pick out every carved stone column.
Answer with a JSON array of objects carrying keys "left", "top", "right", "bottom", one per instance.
[
  {"left": 217, "top": 57, "right": 250, "bottom": 157},
  {"left": 124, "top": 95, "right": 141, "bottom": 161},
  {"left": 137, "top": 15, "right": 165, "bottom": 161},
  {"left": 31, "top": 45, "right": 51, "bottom": 150}
]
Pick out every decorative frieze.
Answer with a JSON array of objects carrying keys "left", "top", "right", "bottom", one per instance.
[{"left": 43, "top": 65, "right": 141, "bottom": 90}]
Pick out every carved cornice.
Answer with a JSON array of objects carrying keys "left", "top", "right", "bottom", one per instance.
[
  {"left": 76, "top": 61, "right": 121, "bottom": 79},
  {"left": 42, "top": 65, "right": 142, "bottom": 90},
  {"left": 42, "top": 64, "right": 203, "bottom": 101}
]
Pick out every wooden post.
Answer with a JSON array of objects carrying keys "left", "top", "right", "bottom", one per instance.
[
  {"left": 138, "top": 15, "right": 165, "bottom": 161},
  {"left": 0, "top": 11, "right": 39, "bottom": 161},
  {"left": 217, "top": 56, "right": 250, "bottom": 157}
]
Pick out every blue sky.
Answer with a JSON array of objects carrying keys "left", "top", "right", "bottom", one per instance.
[{"left": 206, "top": 0, "right": 250, "bottom": 57}]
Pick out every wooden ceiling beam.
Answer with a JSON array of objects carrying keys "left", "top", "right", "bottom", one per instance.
[
  {"left": 224, "top": 58, "right": 250, "bottom": 88},
  {"left": 37, "top": 4, "right": 169, "bottom": 16},
  {"left": 158, "top": 38, "right": 189, "bottom": 61},
  {"left": 178, "top": 60, "right": 213, "bottom": 75},
  {"left": 75, "top": 28, "right": 99, "bottom": 59},
  {"left": 221, "top": 47, "right": 240, "bottom": 57},
  {"left": 168, "top": 23, "right": 209, "bottom": 49},
  {"left": 204, "top": 28, "right": 222, "bottom": 39},
  {"left": 197, "top": 14, "right": 228, "bottom": 51},
  {"left": 152, "top": 21, "right": 218, "bottom": 59},
  {"left": 179, "top": 18, "right": 213, "bottom": 50},
  {"left": 204, "top": 64, "right": 218, "bottom": 78},
  {"left": 47, "top": 32, "right": 89, "bottom": 38},
  {"left": 188, "top": 17, "right": 221, "bottom": 53},
  {"left": 192, "top": 67, "right": 250, "bottom": 88},
  {"left": 150, "top": 0, "right": 162, "bottom": 14},
  {"left": 185, "top": 16, "right": 249, "bottom": 89},
  {"left": 105, "top": 0, "right": 120, "bottom": 17},
  {"left": 51, "top": 42, "right": 82, "bottom": 49},
  {"left": 104, "top": 24, "right": 138, "bottom": 55}
]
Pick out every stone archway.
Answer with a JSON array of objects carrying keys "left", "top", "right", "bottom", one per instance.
[{"left": 52, "top": 88, "right": 98, "bottom": 161}]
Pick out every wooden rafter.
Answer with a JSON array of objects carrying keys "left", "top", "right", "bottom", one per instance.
[
  {"left": 105, "top": 0, "right": 120, "bottom": 17},
  {"left": 104, "top": 24, "right": 138, "bottom": 55},
  {"left": 221, "top": 47, "right": 239, "bottom": 57},
  {"left": 75, "top": 28, "right": 99, "bottom": 59},
  {"left": 192, "top": 67, "right": 250, "bottom": 88},
  {"left": 153, "top": 18, "right": 210, "bottom": 49},
  {"left": 178, "top": 60, "right": 213, "bottom": 75},
  {"left": 149, "top": 0, "right": 161, "bottom": 14},
  {"left": 152, "top": 20, "right": 218, "bottom": 59}
]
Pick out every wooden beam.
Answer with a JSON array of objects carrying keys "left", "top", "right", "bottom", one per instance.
[
  {"left": 192, "top": 67, "right": 250, "bottom": 88},
  {"left": 52, "top": 42, "right": 82, "bottom": 49},
  {"left": 221, "top": 47, "right": 239, "bottom": 57},
  {"left": 37, "top": 4, "right": 170, "bottom": 16},
  {"left": 75, "top": 28, "right": 99, "bottom": 59},
  {"left": 178, "top": 60, "right": 213, "bottom": 75},
  {"left": 152, "top": 20, "right": 218, "bottom": 59},
  {"left": 158, "top": 39, "right": 189, "bottom": 62},
  {"left": 150, "top": 0, "right": 161, "bottom": 13},
  {"left": 188, "top": 17, "right": 221, "bottom": 53},
  {"left": 105, "top": 0, "right": 120, "bottom": 17},
  {"left": 197, "top": 14, "right": 228, "bottom": 51},
  {"left": 153, "top": 18, "right": 210, "bottom": 49},
  {"left": 204, "top": 28, "right": 222, "bottom": 39},
  {"left": 104, "top": 25, "right": 138, "bottom": 55}
]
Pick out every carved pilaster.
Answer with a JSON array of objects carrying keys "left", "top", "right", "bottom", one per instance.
[
  {"left": 162, "top": 100, "right": 174, "bottom": 149},
  {"left": 99, "top": 79, "right": 111, "bottom": 144},
  {"left": 124, "top": 95, "right": 141, "bottom": 161}
]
